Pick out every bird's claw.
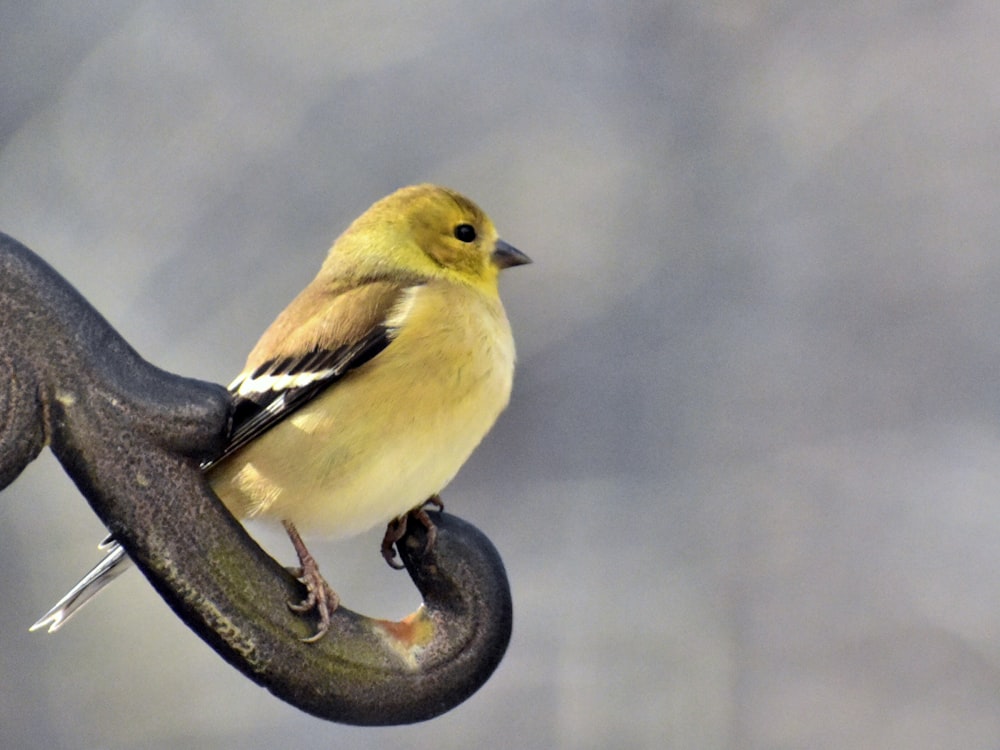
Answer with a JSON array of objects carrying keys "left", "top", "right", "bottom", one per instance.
[
  {"left": 380, "top": 496, "right": 444, "bottom": 569},
  {"left": 381, "top": 517, "right": 408, "bottom": 569},
  {"left": 283, "top": 520, "right": 339, "bottom": 643},
  {"left": 287, "top": 566, "right": 339, "bottom": 643}
]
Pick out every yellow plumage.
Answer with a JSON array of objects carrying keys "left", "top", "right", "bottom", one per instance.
[
  {"left": 214, "top": 249, "right": 518, "bottom": 537},
  {"left": 32, "top": 184, "right": 530, "bottom": 638}
]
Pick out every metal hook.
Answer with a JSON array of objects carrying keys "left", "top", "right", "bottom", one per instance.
[{"left": 0, "top": 232, "right": 512, "bottom": 725}]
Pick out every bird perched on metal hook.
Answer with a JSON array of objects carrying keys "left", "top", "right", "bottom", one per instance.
[{"left": 31, "top": 183, "right": 530, "bottom": 642}]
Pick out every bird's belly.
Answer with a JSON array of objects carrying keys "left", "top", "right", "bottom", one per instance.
[
  {"left": 212, "top": 429, "right": 476, "bottom": 537},
  {"left": 207, "top": 308, "right": 514, "bottom": 537}
]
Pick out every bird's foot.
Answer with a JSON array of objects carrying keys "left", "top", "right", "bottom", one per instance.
[
  {"left": 380, "top": 495, "right": 444, "bottom": 569},
  {"left": 283, "top": 520, "right": 339, "bottom": 643}
]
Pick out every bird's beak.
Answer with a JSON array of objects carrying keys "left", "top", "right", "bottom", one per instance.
[{"left": 492, "top": 239, "right": 532, "bottom": 269}]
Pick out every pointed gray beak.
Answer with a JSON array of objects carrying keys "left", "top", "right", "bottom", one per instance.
[{"left": 492, "top": 239, "right": 532, "bottom": 269}]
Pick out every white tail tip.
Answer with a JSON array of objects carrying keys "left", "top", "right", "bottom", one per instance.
[{"left": 30, "top": 542, "right": 133, "bottom": 633}]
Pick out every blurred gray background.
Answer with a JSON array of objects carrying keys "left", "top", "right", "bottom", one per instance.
[{"left": 3, "top": 2, "right": 1000, "bottom": 748}]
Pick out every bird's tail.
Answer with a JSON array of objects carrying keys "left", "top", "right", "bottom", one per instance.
[{"left": 30, "top": 540, "right": 133, "bottom": 633}]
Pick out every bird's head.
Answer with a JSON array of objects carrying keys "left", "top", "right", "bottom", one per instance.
[{"left": 323, "top": 184, "right": 530, "bottom": 291}]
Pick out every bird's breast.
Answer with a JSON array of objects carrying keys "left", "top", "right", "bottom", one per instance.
[{"left": 209, "top": 282, "right": 516, "bottom": 538}]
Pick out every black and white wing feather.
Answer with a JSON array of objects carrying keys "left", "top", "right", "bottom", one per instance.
[
  {"left": 30, "top": 280, "right": 422, "bottom": 633},
  {"left": 210, "top": 326, "right": 392, "bottom": 469}
]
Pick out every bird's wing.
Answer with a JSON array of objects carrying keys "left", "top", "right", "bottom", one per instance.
[
  {"left": 205, "top": 280, "right": 421, "bottom": 469},
  {"left": 31, "top": 280, "right": 424, "bottom": 634}
]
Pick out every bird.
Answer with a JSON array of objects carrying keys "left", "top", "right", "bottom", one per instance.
[{"left": 31, "top": 183, "right": 530, "bottom": 642}]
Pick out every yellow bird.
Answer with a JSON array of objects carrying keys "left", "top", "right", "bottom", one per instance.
[{"left": 32, "top": 184, "right": 530, "bottom": 641}]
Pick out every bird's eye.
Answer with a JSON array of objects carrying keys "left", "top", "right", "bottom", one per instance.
[{"left": 453, "top": 224, "right": 477, "bottom": 243}]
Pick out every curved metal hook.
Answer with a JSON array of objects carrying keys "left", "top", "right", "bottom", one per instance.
[{"left": 0, "top": 232, "right": 512, "bottom": 725}]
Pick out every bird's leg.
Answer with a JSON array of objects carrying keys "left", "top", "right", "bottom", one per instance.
[
  {"left": 423, "top": 494, "right": 445, "bottom": 513},
  {"left": 380, "top": 495, "right": 445, "bottom": 569},
  {"left": 282, "top": 520, "right": 339, "bottom": 643},
  {"left": 414, "top": 495, "right": 444, "bottom": 553},
  {"left": 380, "top": 515, "right": 409, "bottom": 570}
]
